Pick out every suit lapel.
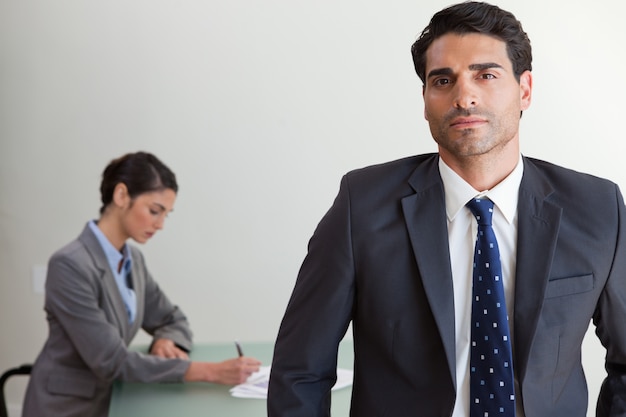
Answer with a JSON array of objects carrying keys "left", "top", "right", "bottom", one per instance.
[
  {"left": 79, "top": 224, "right": 132, "bottom": 341},
  {"left": 401, "top": 156, "right": 457, "bottom": 386},
  {"left": 398, "top": 156, "right": 564, "bottom": 388},
  {"left": 513, "top": 158, "right": 562, "bottom": 381}
]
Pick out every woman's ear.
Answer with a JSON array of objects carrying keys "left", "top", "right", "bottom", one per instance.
[{"left": 112, "top": 183, "right": 130, "bottom": 208}]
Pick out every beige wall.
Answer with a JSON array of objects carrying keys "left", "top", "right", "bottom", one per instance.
[{"left": 1, "top": 0, "right": 624, "bottom": 415}]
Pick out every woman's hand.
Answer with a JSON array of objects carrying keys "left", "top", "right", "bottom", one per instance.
[
  {"left": 150, "top": 338, "right": 189, "bottom": 359},
  {"left": 184, "top": 356, "right": 262, "bottom": 385}
]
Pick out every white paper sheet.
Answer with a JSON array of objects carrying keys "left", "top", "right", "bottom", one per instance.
[{"left": 229, "top": 366, "right": 354, "bottom": 399}]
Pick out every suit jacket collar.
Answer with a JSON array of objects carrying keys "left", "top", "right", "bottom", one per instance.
[
  {"left": 78, "top": 222, "right": 113, "bottom": 277},
  {"left": 400, "top": 154, "right": 562, "bottom": 387},
  {"left": 77, "top": 223, "right": 137, "bottom": 340},
  {"left": 513, "top": 157, "right": 561, "bottom": 381},
  {"left": 401, "top": 154, "right": 457, "bottom": 385}
]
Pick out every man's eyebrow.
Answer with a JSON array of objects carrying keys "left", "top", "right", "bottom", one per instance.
[
  {"left": 427, "top": 62, "right": 505, "bottom": 80},
  {"left": 469, "top": 62, "right": 504, "bottom": 71},
  {"left": 427, "top": 67, "right": 453, "bottom": 79}
]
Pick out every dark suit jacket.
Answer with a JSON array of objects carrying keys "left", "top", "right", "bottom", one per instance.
[
  {"left": 267, "top": 154, "right": 626, "bottom": 417},
  {"left": 23, "top": 224, "right": 193, "bottom": 417}
]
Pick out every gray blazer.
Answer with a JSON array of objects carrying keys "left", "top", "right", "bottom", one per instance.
[
  {"left": 23, "top": 223, "right": 193, "bottom": 417},
  {"left": 268, "top": 154, "right": 626, "bottom": 417}
]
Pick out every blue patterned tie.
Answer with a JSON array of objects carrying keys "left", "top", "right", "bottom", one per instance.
[{"left": 467, "top": 198, "right": 515, "bottom": 417}]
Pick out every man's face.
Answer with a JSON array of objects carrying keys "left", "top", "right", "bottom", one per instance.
[{"left": 422, "top": 33, "right": 531, "bottom": 165}]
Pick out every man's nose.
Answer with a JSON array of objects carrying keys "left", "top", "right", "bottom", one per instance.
[{"left": 453, "top": 78, "right": 478, "bottom": 109}]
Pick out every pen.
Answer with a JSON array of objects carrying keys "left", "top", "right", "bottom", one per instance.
[{"left": 235, "top": 341, "right": 244, "bottom": 357}]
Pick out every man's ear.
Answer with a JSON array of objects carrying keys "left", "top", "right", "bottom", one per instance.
[
  {"left": 519, "top": 70, "right": 532, "bottom": 111},
  {"left": 422, "top": 85, "right": 429, "bottom": 121}
]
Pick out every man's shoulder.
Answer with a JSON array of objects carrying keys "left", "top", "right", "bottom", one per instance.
[
  {"left": 347, "top": 153, "right": 437, "bottom": 175},
  {"left": 343, "top": 153, "right": 438, "bottom": 187},
  {"left": 335, "top": 153, "right": 440, "bottom": 203},
  {"left": 524, "top": 156, "right": 617, "bottom": 188},
  {"left": 522, "top": 156, "right": 621, "bottom": 210}
]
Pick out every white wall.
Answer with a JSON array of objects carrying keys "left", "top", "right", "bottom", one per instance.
[{"left": 1, "top": 0, "right": 624, "bottom": 415}]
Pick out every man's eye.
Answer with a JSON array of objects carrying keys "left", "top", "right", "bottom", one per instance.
[
  {"left": 480, "top": 73, "right": 496, "bottom": 80},
  {"left": 150, "top": 209, "right": 159, "bottom": 215},
  {"left": 434, "top": 78, "right": 451, "bottom": 86}
]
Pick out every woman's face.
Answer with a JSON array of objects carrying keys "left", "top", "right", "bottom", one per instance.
[{"left": 120, "top": 188, "right": 176, "bottom": 244}]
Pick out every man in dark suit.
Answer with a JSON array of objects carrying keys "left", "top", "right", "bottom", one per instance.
[{"left": 267, "top": 2, "right": 626, "bottom": 416}]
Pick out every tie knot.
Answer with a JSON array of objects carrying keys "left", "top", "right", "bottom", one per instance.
[{"left": 466, "top": 198, "right": 494, "bottom": 226}]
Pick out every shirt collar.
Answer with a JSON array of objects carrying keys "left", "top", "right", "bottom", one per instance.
[
  {"left": 439, "top": 154, "right": 523, "bottom": 224},
  {"left": 88, "top": 220, "right": 131, "bottom": 274}
]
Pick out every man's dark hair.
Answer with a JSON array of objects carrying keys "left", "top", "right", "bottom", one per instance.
[{"left": 411, "top": 1, "right": 532, "bottom": 83}]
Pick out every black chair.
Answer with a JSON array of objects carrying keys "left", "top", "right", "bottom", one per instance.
[{"left": 0, "top": 364, "right": 32, "bottom": 417}]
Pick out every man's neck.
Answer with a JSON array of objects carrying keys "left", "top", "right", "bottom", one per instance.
[{"left": 439, "top": 144, "right": 520, "bottom": 191}]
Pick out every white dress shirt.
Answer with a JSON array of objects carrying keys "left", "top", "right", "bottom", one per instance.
[{"left": 438, "top": 155, "right": 525, "bottom": 417}]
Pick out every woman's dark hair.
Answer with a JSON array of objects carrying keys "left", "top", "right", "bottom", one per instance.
[
  {"left": 411, "top": 1, "right": 532, "bottom": 83},
  {"left": 99, "top": 151, "right": 178, "bottom": 214}
]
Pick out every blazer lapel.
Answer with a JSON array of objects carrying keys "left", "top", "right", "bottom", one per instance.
[
  {"left": 513, "top": 158, "right": 562, "bottom": 381},
  {"left": 401, "top": 156, "right": 457, "bottom": 386},
  {"left": 78, "top": 224, "right": 132, "bottom": 341}
]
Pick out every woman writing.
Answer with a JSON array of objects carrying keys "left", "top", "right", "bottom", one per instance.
[{"left": 23, "top": 151, "right": 261, "bottom": 417}]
